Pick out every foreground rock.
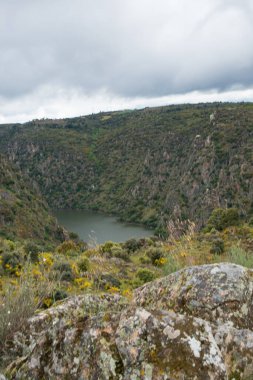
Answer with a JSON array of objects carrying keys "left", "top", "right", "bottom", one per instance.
[{"left": 6, "top": 263, "right": 253, "bottom": 379}]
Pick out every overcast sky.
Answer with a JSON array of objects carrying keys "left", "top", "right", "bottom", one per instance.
[{"left": 0, "top": 0, "right": 253, "bottom": 123}]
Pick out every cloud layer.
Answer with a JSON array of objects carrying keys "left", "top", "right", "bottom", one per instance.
[{"left": 0, "top": 0, "right": 253, "bottom": 122}]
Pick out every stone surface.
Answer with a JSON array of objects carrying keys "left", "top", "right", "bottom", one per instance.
[
  {"left": 134, "top": 263, "right": 253, "bottom": 329},
  {"left": 5, "top": 263, "right": 253, "bottom": 379}
]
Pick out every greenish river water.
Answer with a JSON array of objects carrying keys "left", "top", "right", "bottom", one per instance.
[{"left": 55, "top": 210, "right": 154, "bottom": 244}]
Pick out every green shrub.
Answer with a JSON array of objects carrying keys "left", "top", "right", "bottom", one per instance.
[
  {"left": 136, "top": 269, "right": 155, "bottom": 284},
  {"left": 100, "top": 241, "right": 117, "bottom": 254},
  {"left": 123, "top": 238, "right": 142, "bottom": 253},
  {"left": 69, "top": 231, "right": 79, "bottom": 240},
  {"left": 60, "top": 270, "right": 74, "bottom": 282},
  {"left": 52, "top": 262, "right": 74, "bottom": 281},
  {"left": 52, "top": 289, "right": 68, "bottom": 302},
  {"left": 56, "top": 240, "right": 79, "bottom": 255},
  {"left": 210, "top": 238, "right": 225, "bottom": 254},
  {"left": 205, "top": 208, "right": 240, "bottom": 231},
  {"left": 146, "top": 247, "right": 165, "bottom": 265},
  {"left": 139, "top": 256, "right": 151, "bottom": 264},
  {"left": 110, "top": 246, "right": 130, "bottom": 261},
  {"left": 24, "top": 242, "right": 40, "bottom": 262},
  {"left": 77, "top": 256, "right": 90, "bottom": 272},
  {"left": 2, "top": 251, "right": 22, "bottom": 273},
  {"left": 96, "top": 274, "right": 121, "bottom": 290}
]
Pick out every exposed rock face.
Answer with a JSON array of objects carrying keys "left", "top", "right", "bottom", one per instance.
[
  {"left": 6, "top": 264, "right": 253, "bottom": 379},
  {"left": 134, "top": 263, "right": 253, "bottom": 329}
]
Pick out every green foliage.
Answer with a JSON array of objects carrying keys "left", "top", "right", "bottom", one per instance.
[
  {"left": 123, "top": 238, "right": 142, "bottom": 253},
  {"left": 146, "top": 247, "right": 165, "bottom": 265},
  {"left": 136, "top": 268, "right": 155, "bottom": 284},
  {"left": 0, "top": 103, "right": 252, "bottom": 235},
  {"left": 227, "top": 246, "right": 253, "bottom": 268},
  {"left": 97, "top": 274, "right": 121, "bottom": 290},
  {"left": 110, "top": 246, "right": 130, "bottom": 261},
  {"left": 56, "top": 240, "right": 79, "bottom": 255},
  {"left": 100, "top": 241, "right": 116, "bottom": 254},
  {"left": 52, "top": 262, "right": 74, "bottom": 281},
  {"left": 205, "top": 208, "right": 240, "bottom": 232},
  {"left": 77, "top": 256, "right": 90, "bottom": 272},
  {"left": 0, "top": 154, "right": 65, "bottom": 245},
  {"left": 24, "top": 242, "right": 40, "bottom": 262},
  {"left": 2, "top": 251, "right": 22, "bottom": 273},
  {"left": 69, "top": 231, "right": 79, "bottom": 240},
  {"left": 52, "top": 289, "right": 68, "bottom": 302},
  {"left": 210, "top": 238, "right": 225, "bottom": 255},
  {"left": 163, "top": 254, "right": 182, "bottom": 275}
]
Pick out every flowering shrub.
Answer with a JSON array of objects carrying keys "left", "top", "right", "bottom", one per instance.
[
  {"left": 74, "top": 278, "right": 92, "bottom": 290},
  {"left": 39, "top": 252, "right": 54, "bottom": 267}
]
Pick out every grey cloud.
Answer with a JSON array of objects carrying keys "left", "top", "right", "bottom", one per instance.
[{"left": 0, "top": 0, "right": 253, "bottom": 100}]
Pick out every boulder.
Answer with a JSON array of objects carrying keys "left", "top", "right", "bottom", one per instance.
[
  {"left": 134, "top": 263, "right": 253, "bottom": 329},
  {"left": 5, "top": 263, "right": 253, "bottom": 379}
]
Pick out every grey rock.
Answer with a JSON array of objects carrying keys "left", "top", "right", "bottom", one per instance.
[{"left": 6, "top": 263, "right": 253, "bottom": 379}]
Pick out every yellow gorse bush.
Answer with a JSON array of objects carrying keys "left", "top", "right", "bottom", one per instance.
[
  {"left": 74, "top": 278, "right": 92, "bottom": 290},
  {"left": 39, "top": 252, "right": 54, "bottom": 268},
  {"left": 121, "top": 289, "right": 132, "bottom": 299},
  {"left": 108, "top": 286, "right": 120, "bottom": 293},
  {"left": 155, "top": 257, "right": 168, "bottom": 266},
  {"left": 31, "top": 267, "right": 43, "bottom": 278}
]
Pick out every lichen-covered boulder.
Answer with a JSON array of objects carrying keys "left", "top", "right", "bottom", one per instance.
[
  {"left": 5, "top": 263, "right": 253, "bottom": 379},
  {"left": 134, "top": 263, "right": 253, "bottom": 329},
  {"left": 116, "top": 308, "right": 226, "bottom": 379},
  {"left": 7, "top": 294, "right": 127, "bottom": 380}
]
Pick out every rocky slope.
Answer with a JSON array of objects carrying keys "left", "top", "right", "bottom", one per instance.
[
  {"left": 0, "top": 154, "right": 65, "bottom": 244},
  {"left": 0, "top": 103, "right": 252, "bottom": 234},
  {"left": 6, "top": 263, "right": 253, "bottom": 379}
]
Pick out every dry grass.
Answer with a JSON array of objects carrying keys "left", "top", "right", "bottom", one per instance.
[{"left": 0, "top": 261, "right": 55, "bottom": 363}]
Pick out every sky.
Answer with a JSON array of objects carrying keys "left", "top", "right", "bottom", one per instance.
[{"left": 0, "top": 0, "right": 253, "bottom": 123}]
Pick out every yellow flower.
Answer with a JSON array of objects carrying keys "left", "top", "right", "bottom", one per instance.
[
  {"left": 15, "top": 270, "right": 21, "bottom": 277},
  {"left": 32, "top": 268, "right": 42, "bottom": 278},
  {"left": 39, "top": 252, "right": 54, "bottom": 267},
  {"left": 122, "top": 289, "right": 132, "bottom": 299},
  {"left": 155, "top": 257, "right": 168, "bottom": 266},
  {"left": 43, "top": 298, "right": 53, "bottom": 308},
  {"left": 71, "top": 262, "right": 79, "bottom": 275},
  {"left": 74, "top": 278, "right": 92, "bottom": 290},
  {"left": 108, "top": 286, "right": 120, "bottom": 293}
]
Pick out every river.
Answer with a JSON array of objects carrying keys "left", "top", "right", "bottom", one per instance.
[{"left": 55, "top": 209, "right": 154, "bottom": 244}]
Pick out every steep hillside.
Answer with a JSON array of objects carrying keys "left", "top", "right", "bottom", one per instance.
[
  {"left": 0, "top": 102, "right": 252, "bottom": 234},
  {"left": 0, "top": 155, "right": 65, "bottom": 244}
]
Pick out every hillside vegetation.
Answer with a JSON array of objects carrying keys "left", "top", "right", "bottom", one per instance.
[
  {"left": 0, "top": 102, "right": 252, "bottom": 235},
  {"left": 0, "top": 103, "right": 253, "bottom": 377},
  {"left": 0, "top": 155, "right": 65, "bottom": 245}
]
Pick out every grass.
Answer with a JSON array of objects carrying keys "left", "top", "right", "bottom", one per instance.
[
  {"left": 0, "top": 261, "right": 55, "bottom": 365},
  {"left": 226, "top": 245, "right": 253, "bottom": 268}
]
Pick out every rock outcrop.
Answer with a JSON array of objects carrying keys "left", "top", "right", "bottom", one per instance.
[{"left": 6, "top": 263, "right": 253, "bottom": 379}]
